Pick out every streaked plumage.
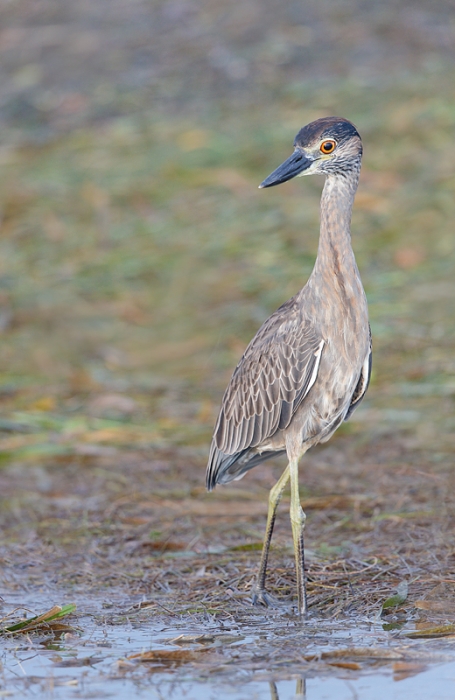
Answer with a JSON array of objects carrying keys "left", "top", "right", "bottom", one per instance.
[{"left": 206, "top": 117, "right": 371, "bottom": 616}]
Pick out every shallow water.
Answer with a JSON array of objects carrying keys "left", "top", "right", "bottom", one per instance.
[{"left": 2, "top": 592, "right": 455, "bottom": 699}]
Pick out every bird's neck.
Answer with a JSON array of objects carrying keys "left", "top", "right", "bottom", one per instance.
[{"left": 313, "top": 168, "right": 360, "bottom": 282}]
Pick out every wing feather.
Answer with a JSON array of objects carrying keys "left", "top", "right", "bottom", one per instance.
[
  {"left": 208, "top": 297, "right": 324, "bottom": 489},
  {"left": 345, "top": 325, "right": 372, "bottom": 420}
]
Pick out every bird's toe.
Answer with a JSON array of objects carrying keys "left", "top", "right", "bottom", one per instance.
[{"left": 251, "top": 587, "right": 282, "bottom": 608}]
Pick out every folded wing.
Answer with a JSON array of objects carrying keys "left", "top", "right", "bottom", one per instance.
[{"left": 206, "top": 298, "right": 324, "bottom": 489}]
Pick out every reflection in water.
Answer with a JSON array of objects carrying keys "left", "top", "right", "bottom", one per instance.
[
  {"left": 296, "top": 678, "right": 306, "bottom": 698},
  {"left": 270, "top": 678, "right": 306, "bottom": 699},
  {"left": 2, "top": 600, "right": 455, "bottom": 700}
]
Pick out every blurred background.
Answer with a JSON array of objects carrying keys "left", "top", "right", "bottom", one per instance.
[{"left": 0, "top": 0, "right": 454, "bottom": 465}]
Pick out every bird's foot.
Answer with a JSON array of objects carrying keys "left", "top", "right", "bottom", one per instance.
[{"left": 251, "top": 587, "right": 282, "bottom": 608}]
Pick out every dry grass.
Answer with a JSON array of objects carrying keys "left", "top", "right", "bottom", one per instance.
[{"left": 1, "top": 434, "right": 455, "bottom": 626}]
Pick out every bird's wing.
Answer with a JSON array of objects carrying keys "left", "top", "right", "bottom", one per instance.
[
  {"left": 345, "top": 324, "right": 372, "bottom": 420},
  {"left": 212, "top": 301, "right": 324, "bottom": 457}
]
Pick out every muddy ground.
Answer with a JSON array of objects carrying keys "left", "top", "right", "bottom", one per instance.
[{"left": 2, "top": 423, "right": 455, "bottom": 697}]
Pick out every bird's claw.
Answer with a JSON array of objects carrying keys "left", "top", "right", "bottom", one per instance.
[{"left": 251, "top": 588, "right": 282, "bottom": 608}]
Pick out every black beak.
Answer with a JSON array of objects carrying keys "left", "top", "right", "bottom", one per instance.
[{"left": 259, "top": 150, "right": 313, "bottom": 189}]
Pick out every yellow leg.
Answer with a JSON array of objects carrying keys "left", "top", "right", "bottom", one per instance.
[
  {"left": 289, "top": 457, "right": 307, "bottom": 617},
  {"left": 252, "top": 465, "right": 290, "bottom": 607}
]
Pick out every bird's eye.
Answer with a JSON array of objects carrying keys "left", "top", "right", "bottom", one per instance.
[{"left": 320, "top": 139, "right": 336, "bottom": 154}]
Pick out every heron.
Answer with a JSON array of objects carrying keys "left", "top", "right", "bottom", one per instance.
[{"left": 206, "top": 117, "right": 371, "bottom": 616}]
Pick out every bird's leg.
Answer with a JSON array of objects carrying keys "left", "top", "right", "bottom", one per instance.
[
  {"left": 252, "top": 465, "right": 290, "bottom": 607},
  {"left": 289, "top": 457, "right": 307, "bottom": 617}
]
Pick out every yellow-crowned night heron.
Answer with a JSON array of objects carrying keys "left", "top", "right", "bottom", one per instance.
[{"left": 206, "top": 117, "right": 371, "bottom": 616}]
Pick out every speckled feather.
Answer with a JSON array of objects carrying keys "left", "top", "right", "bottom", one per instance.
[
  {"left": 211, "top": 298, "right": 322, "bottom": 456},
  {"left": 206, "top": 117, "right": 371, "bottom": 492}
]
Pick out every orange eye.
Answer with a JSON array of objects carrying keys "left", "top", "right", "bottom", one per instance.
[{"left": 320, "top": 139, "right": 336, "bottom": 154}]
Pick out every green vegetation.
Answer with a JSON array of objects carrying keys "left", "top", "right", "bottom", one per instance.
[
  {"left": 0, "top": 68, "right": 454, "bottom": 460},
  {"left": 1, "top": 603, "right": 77, "bottom": 634}
]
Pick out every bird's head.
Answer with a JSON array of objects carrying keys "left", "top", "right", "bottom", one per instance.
[{"left": 259, "top": 117, "right": 362, "bottom": 189}]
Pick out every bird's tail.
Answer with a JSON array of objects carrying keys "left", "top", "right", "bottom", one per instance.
[{"left": 206, "top": 441, "right": 285, "bottom": 490}]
